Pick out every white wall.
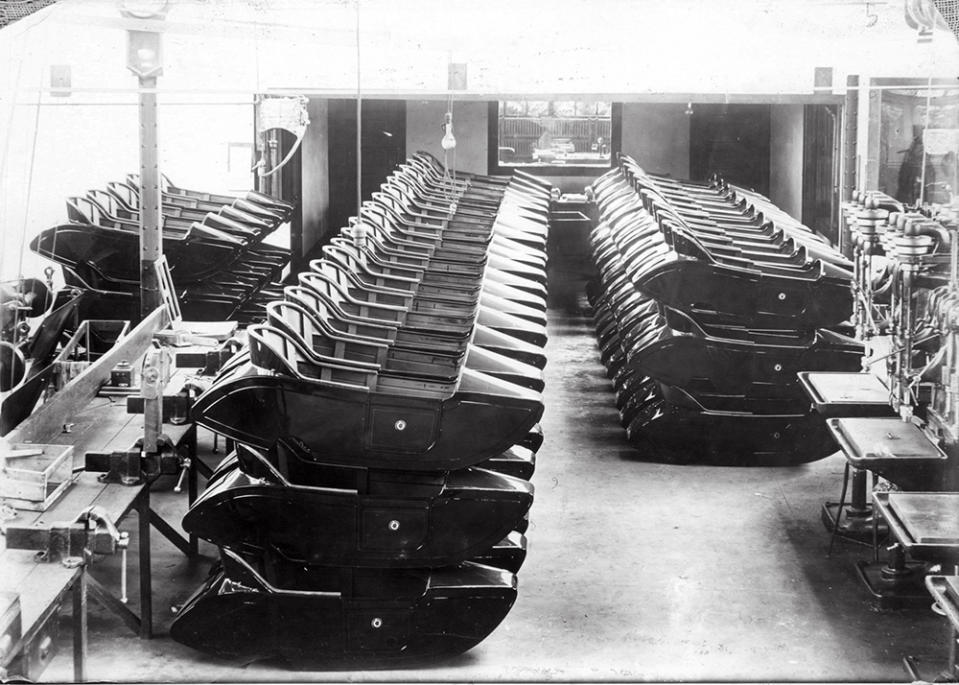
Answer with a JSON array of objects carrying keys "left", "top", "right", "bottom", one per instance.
[
  {"left": 406, "top": 100, "right": 488, "bottom": 175},
  {"left": 769, "top": 105, "right": 804, "bottom": 218},
  {"left": 620, "top": 103, "right": 690, "bottom": 179},
  {"left": 4, "top": 1, "right": 958, "bottom": 99},
  {"left": 1, "top": 98, "right": 255, "bottom": 283},
  {"left": 1, "top": 102, "right": 140, "bottom": 283}
]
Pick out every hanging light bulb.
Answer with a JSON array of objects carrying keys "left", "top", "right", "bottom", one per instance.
[{"left": 441, "top": 111, "right": 457, "bottom": 150}]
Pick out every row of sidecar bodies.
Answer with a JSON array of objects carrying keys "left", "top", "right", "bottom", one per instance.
[
  {"left": 2, "top": 176, "right": 295, "bottom": 435},
  {"left": 31, "top": 174, "right": 294, "bottom": 324},
  {"left": 171, "top": 153, "right": 553, "bottom": 668},
  {"left": 587, "top": 156, "right": 860, "bottom": 466}
]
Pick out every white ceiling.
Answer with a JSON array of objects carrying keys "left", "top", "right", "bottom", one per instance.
[{"left": 0, "top": 0, "right": 957, "bottom": 101}]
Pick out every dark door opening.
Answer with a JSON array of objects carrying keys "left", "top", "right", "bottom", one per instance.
[
  {"left": 802, "top": 104, "right": 839, "bottom": 243},
  {"left": 328, "top": 99, "right": 407, "bottom": 236},
  {"left": 689, "top": 104, "right": 771, "bottom": 195}
]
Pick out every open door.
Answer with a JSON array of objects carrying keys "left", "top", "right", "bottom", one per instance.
[
  {"left": 689, "top": 104, "right": 771, "bottom": 194},
  {"left": 328, "top": 99, "right": 407, "bottom": 236},
  {"left": 801, "top": 104, "right": 839, "bottom": 243}
]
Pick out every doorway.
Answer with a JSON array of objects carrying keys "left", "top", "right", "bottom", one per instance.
[
  {"left": 689, "top": 104, "right": 771, "bottom": 195},
  {"left": 802, "top": 104, "right": 839, "bottom": 243},
  {"left": 327, "top": 99, "right": 407, "bottom": 236}
]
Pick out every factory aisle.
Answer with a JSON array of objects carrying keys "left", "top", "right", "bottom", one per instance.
[{"left": 45, "top": 298, "right": 947, "bottom": 682}]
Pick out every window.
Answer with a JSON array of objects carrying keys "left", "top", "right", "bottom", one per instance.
[
  {"left": 875, "top": 81, "right": 959, "bottom": 206},
  {"left": 489, "top": 100, "right": 621, "bottom": 175}
]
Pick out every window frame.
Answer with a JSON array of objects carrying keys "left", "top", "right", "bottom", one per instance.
[{"left": 487, "top": 100, "right": 623, "bottom": 176}]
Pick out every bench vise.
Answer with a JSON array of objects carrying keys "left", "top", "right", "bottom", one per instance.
[
  {"left": 85, "top": 436, "right": 190, "bottom": 489},
  {"left": 4, "top": 505, "right": 128, "bottom": 566},
  {"left": 125, "top": 389, "right": 199, "bottom": 425},
  {"left": 173, "top": 345, "right": 238, "bottom": 375}
]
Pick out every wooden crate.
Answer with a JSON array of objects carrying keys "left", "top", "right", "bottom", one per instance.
[{"left": 0, "top": 444, "right": 75, "bottom": 512}]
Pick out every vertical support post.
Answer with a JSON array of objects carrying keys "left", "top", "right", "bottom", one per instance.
[
  {"left": 872, "top": 502, "right": 879, "bottom": 562},
  {"left": 841, "top": 75, "right": 859, "bottom": 257},
  {"left": 138, "top": 76, "right": 162, "bottom": 320},
  {"left": 355, "top": 0, "right": 362, "bottom": 219},
  {"left": 849, "top": 467, "right": 870, "bottom": 515},
  {"left": 136, "top": 490, "right": 152, "bottom": 639},
  {"left": 830, "top": 104, "right": 841, "bottom": 243},
  {"left": 948, "top": 623, "right": 957, "bottom": 680},
  {"left": 919, "top": 72, "right": 934, "bottom": 207},
  {"left": 864, "top": 79, "right": 882, "bottom": 192},
  {"left": 72, "top": 569, "right": 87, "bottom": 683},
  {"left": 187, "top": 426, "right": 199, "bottom": 556}
]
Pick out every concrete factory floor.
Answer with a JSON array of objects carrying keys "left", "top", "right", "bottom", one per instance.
[{"left": 44, "top": 265, "right": 951, "bottom": 683}]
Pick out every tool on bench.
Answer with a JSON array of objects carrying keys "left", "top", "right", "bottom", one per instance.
[
  {"left": 5, "top": 505, "right": 129, "bottom": 587},
  {"left": 84, "top": 436, "right": 193, "bottom": 490}
]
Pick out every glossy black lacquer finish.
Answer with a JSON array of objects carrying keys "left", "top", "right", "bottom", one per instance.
[
  {"left": 175, "top": 155, "right": 551, "bottom": 667},
  {"left": 587, "top": 158, "right": 854, "bottom": 465},
  {"left": 170, "top": 548, "right": 518, "bottom": 668},
  {"left": 31, "top": 177, "right": 293, "bottom": 324}
]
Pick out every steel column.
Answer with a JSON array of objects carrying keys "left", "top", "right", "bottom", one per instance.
[
  {"left": 840, "top": 74, "right": 859, "bottom": 257},
  {"left": 138, "top": 76, "right": 162, "bottom": 319}
]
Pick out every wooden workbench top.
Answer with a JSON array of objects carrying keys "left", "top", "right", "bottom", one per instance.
[{"left": 0, "top": 395, "right": 191, "bottom": 648}]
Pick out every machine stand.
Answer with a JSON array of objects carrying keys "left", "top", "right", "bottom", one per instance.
[
  {"left": 822, "top": 466, "right": 888, "bottom": 545},
  {"left": 855, "top": 542, "right": 929, "bottom": 606}
]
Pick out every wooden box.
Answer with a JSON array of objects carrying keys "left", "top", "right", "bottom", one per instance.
[{"left": 0, "top": 444, "right": 75, "bottom": 512}]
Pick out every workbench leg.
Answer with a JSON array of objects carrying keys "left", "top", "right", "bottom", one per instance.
[
  {"left": 850, "top": 468, "right": 869, "bottom": 514},
  {"left": 188, "top": 429, "right": 199, "bottom": 557},
  {"left": 949, "top": 624, "right": 957, "bottom": 680},
  {"left": 136, "top": 490, "right": 153, "bottom": 639},
  {"left": 72, "top": 570, "right": 87, "bottom": 683}
]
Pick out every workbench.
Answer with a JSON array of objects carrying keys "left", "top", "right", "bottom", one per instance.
[
  {"left": 0, "top": 550, "right": 83, "bottom": 681},
  {"left": 0, "top": 396, "right": 198, "bottom": 681}
]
